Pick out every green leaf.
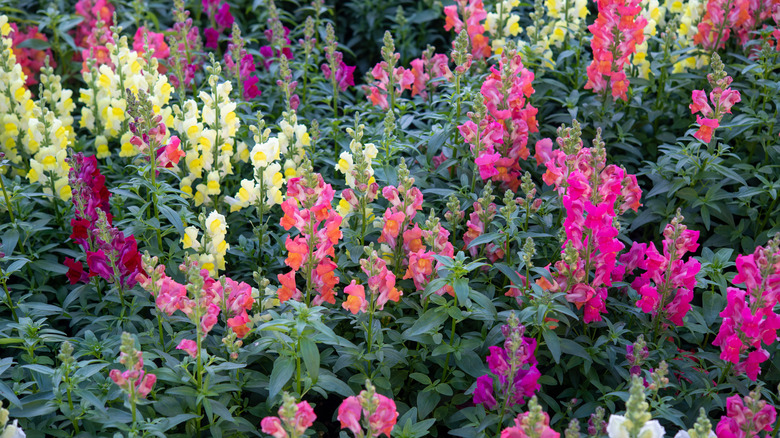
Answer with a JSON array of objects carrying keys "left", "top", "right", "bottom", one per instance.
[
  {"left": 16, "top": 39, "right": 50, "bottom": 50},
  {"left": 158, "top": 204, "right": 184, "bottom": 234},
  {"left": 416, "top": 390, "right": 440, "bottom": 420},
  {"left": 466, "top": 232, "right": 502, "bottom": 249},
  {"left": 269, "top": 356, "right": 294, "bottom": 399},
  {"left": 542, "top": 329, "right": 561, "bottom": 363},
  {"left": 317, "top": 373, "right": 354, "bottom": 397},
  {"left": 300, "top": 338, "right": 320, "bottom": 383},
  {"left": 410, "top": 373, "right": 432, "bottom": 385},
  {"left": 453, "top": 278, "right": 470, "bottom": 304},
  {"left": 404, "top": 307, "right": 448, "bottom": 337}
]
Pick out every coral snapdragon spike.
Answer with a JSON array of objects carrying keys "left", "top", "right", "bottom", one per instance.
[
  {"left": 693, "top": 0, "right": 756, "bottom": 50},
  {"left": 337, "top": 380, "right": 399, "bottom": 437},
  {"left": 689, "top": 53, "right": 741, "bottom": 143},
  {"left": 261, "top": 393, "right": 317, "bottom": 438},
  {"left": 540, "top": 123, "right": 642, "bottom": 323},
  {"left": 473, "top": 314, "right": 541, "bottom": 411},
  {"left": 73, "top": 0, "right": 115, "bottom": 54},
  {"left": 110, "top": 333, "right": 157, "bottom": 400},
  {"left": 620, "top": 213, "right": 701, "bottom": 327},
  {"left": 501, "top": 397, "right": 560, "bottom": 438},
  {"left": 278, "top": 166, "right": 343, "bottom": 305},
  {"left": 443, "top": 0, "right": 491, "bottom": 59},
  {"left": 713, "top": 236, "right": 780, "bottom": 381},
  {"left": 716, "top": 391, "right": 777, "bottom": 438},
  {"left": 584, "top": 0, "right": 648, "bottom": 101}
]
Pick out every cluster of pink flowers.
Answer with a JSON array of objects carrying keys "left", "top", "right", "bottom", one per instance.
[
  {"left": 166, "top": 4, "right": 203, "bottom": 89},
  {"left": 109, "top": 333, "right": 157, "bottom": 400},
  {"left": 9, "top": 24, "right": 55, "bottom": 86},
  {"left": 338, "top": 381, "right": 399, "bottom": 437},
  {"left": 203, "top": 0, "right": 233, "bottom": 50},
  {"left": 73, "top": 0, "right": 114, "bottom": 57},
  {"left": 279, "top": 171, "right": 343, "bottom": 305},
  {"left": 133, "top": 27, "right": 170, "bottom": 71},
  {"left": 225, "top": 36, "right": 261, "bottom": 100},
  {"left": 443, "top": 0, "right": 491, "bottom": 60},
  {"left": 501, "top": 407, "right": 560, "bottom": 438},
  {"left": 473, "top": 315, "right": 540, "bottom": 409},
  {"left": 716, "top": 393, "right": 777, "bottom": 438},
  {"left": 136, "top": 259, "right": 254, "bottom": 356},
  {"left": 713, "top": 237, "right": 780, "bottom": 381},
  {"left": 408, "top": 51, "right": 453, "bottom": 99},
  {"left": 694, "top": 0, "right": 769, "bottom": 50},
  {"left": 364, "top": 59, "right": 414, "bottom": 110},
  {"left": 259, "top": 25, "right": 294, "bottom": 69},
  {"left": 80, "top": 23, "right": 114, "bottom": 72},
  {"left": 463, "top": 195, "right": 504, "bottom": 263},
  {"left": 459, "top": 49, "right": 538, "bottom": 191},
  {"left": 538, "top": 124, "right": 642, "bottom": 323},
  {"left": 621, "top": 215, "right": 701, "bottom": 327},
  {"left": 584, "top": 0, "right": 647, "bottom": 101},
  {"left": 321, "top": 50, "right": 356, "bottom": 92},
  {"left": 343, "top": 250, "right": 402, "bottom": 314},
  {"left": 261, "top": 395, "right": 317, "bottom": 438},
  {"left": 689, "top": 54, "right": 741, "bottom": 143},
  {"left": 64, "top": 153, "right": 141, "bottom": 289}
]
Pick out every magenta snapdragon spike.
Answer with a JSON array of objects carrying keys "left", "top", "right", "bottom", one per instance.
[
  {"left": 223, "top": 24, "right": 261, "bottom": 100},
  {"left": 620, "top": 212, "right": 701, "bottom": 329},
  {"left": 539, "top": 122, "right": 642, "bottom": 324},
  {"left": 261, "top": 393, "right": 317, "bottom": 438},
  {"left": 472, "top": 313, "right": 540, "bottom": 411},
  {"left": 689, "top": 53, "right": 741, "bottom": 143},
  {"left": 202, "top": 0, "right": 233, "bottom": 49},
  {"left": 713, "top": 235, "right": 780, "bottom": 381},
  {"left": 166, "top": 0, "right": 203, "bottom": 90},
  {"left": 715, "top": 390, "right": 777, "bottom": 438},
  {"left": 584, "top": 0, "right": 647, "bottom": 101}
]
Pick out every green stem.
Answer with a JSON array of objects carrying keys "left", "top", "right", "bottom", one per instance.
[
  {"left": 296, "top": 337, "right": 303, "bottom": 394},
  {"left": 441, "top": 294, "right": 459, "bottom": 381},
  {"left": 1, "top": 277, "right": 18, "bottom": 323},
  {"left": 0, "top": 173, "right": 14, "bottom": 223}
]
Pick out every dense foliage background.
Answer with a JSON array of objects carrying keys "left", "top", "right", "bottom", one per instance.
[{"left": 0, "top": 0, "right": 779, "bottom": 437}]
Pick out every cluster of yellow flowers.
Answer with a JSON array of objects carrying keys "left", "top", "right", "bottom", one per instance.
[
  {"left": 38, "top": 62, "right": 75, "bottom": 143},
  {"left": 336, "top": 123, "right": 378, "bottom": 217},
  {"left": 484, "top": 0, "right": 522, "bottom": 54},
  {"left": 634, "top": 0, "right": 666, "bottom": 79},
  {"left": 79, "top": 27, "right": 173, "bottom": 159},
  {"left": 226, "top": 115, "right": 285, "bottom": 212},
  {"left": 0, "top": 16, "right": 36, "bottom": 170},
  {"left": 26, "top": 108, "right": 71, "bottom": 200},
  {"left": 182, "top": 210, "right": 229, "bottom": 277},
  {"left": 276, "top": 111, "right": 311, "bottom": 180},
  {"left": 174, "top": 72, "right": 240, "bottom": 207},
  {"left": 668, "top": 0, "right": 706, "bottom": 72},
  {"left": 522, "top": 0, "right": 588, "bottom": 67}
]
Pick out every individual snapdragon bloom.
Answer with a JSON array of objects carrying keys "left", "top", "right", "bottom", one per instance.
[
  {"left": 338, "top": 380, "right": 399, "bottom": 437},
  {"left": 261, "top": 392, "right": 316, "bottom": 438}
]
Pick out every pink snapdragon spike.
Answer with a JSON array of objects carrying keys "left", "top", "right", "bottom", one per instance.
[
  {"left": 689, "top": 53, "right": 741, "bottom": 143},
  {"left": 202, "top": 0, "right": 233, "bottom": 49},
  {"left": 110, "top": 332, "right": 157, "bottom": 400},
  {"left": 458, "top": 49, "right": 537, "bottom": 191},
  {"left": 443, "top": 0, "right": 491, "bottom": 59},
  {"left": 279, "top": 165, "right": 343, "bottom": 306},
  {"left": 501, "top": 397, "right": 560, "bottom": 438},
  {"left": 584, "top": 0, "right": 647, "bottom": 101},
  {"left": 224, "top": 31, "right": 261, "bottom": 100},
  {"left": 259, "top": 25, "right": 294, "bottom": 68},
  {"left": 363, "top": 59, "right": 414, "bottom": 110},
  {"left": 694, "top": 0, "right": 757, "bottom": 50},
  {"left": 620, "top": 213, "right": 701, "bottom": 327},
  {"left": 166, "top": 3, "right": 203, "bottom": 89},
  {"left": 539, "top": 122, "right": 642, "bottom": 323},
  {"left": 464, "top": 189, "right": 504, "bottom": 263},
  {"left": 261, "top": 393, "right": 316, "bottom": 438},
  {"left": 337, "top": 380, "right": 399, "bottom": 437},
  {"left": 73, "top": 0, "right": 115, "bottom": 55},
  {"left": 473, "top": 313, "right": 540, "bottom": 410},
  {"left": 713, "top": 236, "right": 780, "bottom": 381},
  {"left": 322, "top": 50, "right": 356, "bottom": 92},
  {"left": 716, "top": 392, "right": 777, "bottom": 438}
]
